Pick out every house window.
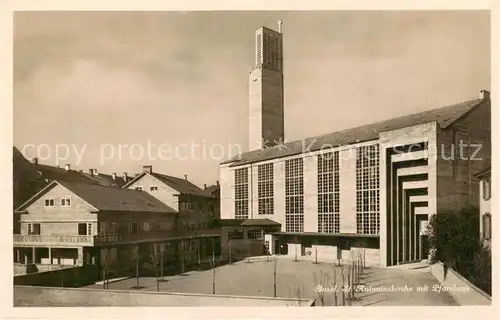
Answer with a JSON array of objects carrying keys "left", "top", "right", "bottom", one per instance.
[
  {"left": 61, "top": 198, "right": 71, "bottom": 207},
  {"left": 189, "top": 222, "right": 196, "bottom": 230},
  {"left": 235, "top": 168, "right": 249, "bottom": 219},
  {"left": 78, "top": 223, "right": 87, "bottom": 236},
  {"left": 285, "top": 158, "right": 304, "bottom": 232},
  {"left": 483, "top": 213, "right": 491, "bottom": 240},
  {"left": 44, "top": 198, "right": 55, "bottom": 207},
  {"left": 129, "top": 222, "right": 138, "bottom": 234},
  {"left": 143, "top": 222, "right": 151, "bottom": 232},
  {"left": 247, "top": 229, "right": 263, "bottom": 240},
  {"left": 134, "top": 186, "right": 143, "bottom": 191},
  {"left": 483, "top": 179, "right": 491, "bottom": 201},
  {"left": 228, "top": 229, "right": 244, "bottom": 240},
  {"left": 87, "top": 223, "right": 92, "bottom": 235},
  {"left": 258, "top": 163, "right": 274, "bottom": 215},
  {"left": 27, "top": 223, "right": 40, "bottom": 235},
  {"left": 186, "top": 202, "right": 194, "bottom": 211},
  {"left": 150, "top": 186, "right": 158, "bottom": 191}
]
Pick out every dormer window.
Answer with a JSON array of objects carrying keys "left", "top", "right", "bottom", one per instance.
[
  {"left": 150, "top": 186, "right": 158, "bottom": 191},
  {"left": 135, "top": 186, "right": 143, "bottom": 191},
  {"left": 61, "top": 198, "right": 71, "bottom": 207},
  {"left": 44, "top": 198, "right": 55, "bottom": 207}
]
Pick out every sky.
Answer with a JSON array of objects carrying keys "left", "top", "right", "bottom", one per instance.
[{"left": 13, "top": 11, "right": 490, "bottom": 186}]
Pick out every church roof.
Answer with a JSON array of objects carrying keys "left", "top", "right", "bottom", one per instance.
[{"left": 223, "top": 97, "right": 488, "bottom": 167}]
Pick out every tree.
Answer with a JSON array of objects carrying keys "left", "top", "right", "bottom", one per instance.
[
  {"left": 312, "top": 270, "right": 329, "bottom": 306},
  {"left": 150, "top": 254, "right": 160, "bottom": 292},
  {"left": 426, "top": 206, "right": 480, "bottom": 276},
  {"left": 208, "top": 254, "right": 222, "bottom": 295},
  {"left": 272, "top": 256, "right": 278, "bottom": 297},
  {"left": 426, "top": 206, "right": 491, "bottom": 295}
]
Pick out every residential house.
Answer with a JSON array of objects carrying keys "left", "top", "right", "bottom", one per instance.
[
  {"left": 204, "top": 181, "right": 220, "bottom": 219},
  {"left": 475, "top": 167, "right": 491, "bottom": 248},
  {"left": 123, "top": 166, "right": 221, "bottom": 264},
  {"left": 13, "top": 181, "right": 219, "bottom": 278}
]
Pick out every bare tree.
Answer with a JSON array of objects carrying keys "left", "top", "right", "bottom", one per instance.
[
  {"left": 158, "top": 245, "right": 167, "bottom": 283},
  {"left": 288, "top": 283, "right": 305, "bottom": 306},
  {"left": 273, "top": 256, "right": 278, "bottom": 297},
  {"left": 340, "top": 263, "right": 346, "bottom": 306},
  {"left": 150, "top": 254, "right": 160, "bottom": 292},
  {"left": 332, "top": 263, "right": 338, "bottom": 306},
  {"left": 312, "top": 270, "right": 330, "bottom": 306},
  {"left": 208, "top": 254, "right": 222, "bottom": 295}
]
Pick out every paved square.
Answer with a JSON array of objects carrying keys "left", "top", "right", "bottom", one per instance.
[{"left": 86, "top": 257, "right": 458, "bottom": 306}]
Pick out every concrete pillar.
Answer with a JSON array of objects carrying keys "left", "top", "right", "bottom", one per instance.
[
  {"left": 32, "top": 247, "right": 35, "bottom": 264},
  {"left": 48, "top": 247, "right": 52, "bottom": 265}
]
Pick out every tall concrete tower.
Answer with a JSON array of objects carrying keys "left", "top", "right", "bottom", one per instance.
[{"left": 248, "top": 21, "right": 285, "bottom": 151}]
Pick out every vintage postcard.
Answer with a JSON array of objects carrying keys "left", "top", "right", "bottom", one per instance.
[{"left": 3, "top": 1, "right": 497, "bottom": 319}]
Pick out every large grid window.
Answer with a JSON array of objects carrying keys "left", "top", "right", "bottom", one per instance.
[
  {"left": 317, "top": 152, "right": 340, "bottom": 233},
  {"left": 285, "top": 158, "right": 304, "bottom": 232},
  {"left": 356, "top": 145, "right": 380, "bottom": 235},
  {"left": 234, "top": 168, "right": 249, "bottom": 219},
  {"left": 258, "top": 163, "right": 274, "bottom": 215}
]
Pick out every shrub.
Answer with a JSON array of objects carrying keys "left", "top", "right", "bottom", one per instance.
[{"left": 426, "top": 206, "right": 491, "bottom": 295}]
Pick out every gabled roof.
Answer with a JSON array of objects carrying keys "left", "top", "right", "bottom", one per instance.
[
  {"left": 223, "top": 97, "right": 488, "bottom": 167},
  {"left": 36, "top": 164, "right": 98, "bottom": 184},
  {"left": 16, "top": 180, "right": 177, "bottom": 214},
  {"left": 13, "top": 147, "right": 42, "bottom": 183},
  {"left": 81, "top": 172, "right": 130, "bottom": 187},
  {"left": 204, "top": 184, "right": 220, "bottom": 194},
  {"left": 124, "top": 172, "right": 214, "bottom": 198}
]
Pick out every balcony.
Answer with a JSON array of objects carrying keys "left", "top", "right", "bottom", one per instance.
[
  {"left": 94, "top": 229, "right": 221, "bottom": 246},
  {"left": 13, "top": 234, "right": 94, "bottom": 247},
  {"left": 13, "top": 229, "right": 221, "bottom": 247}
]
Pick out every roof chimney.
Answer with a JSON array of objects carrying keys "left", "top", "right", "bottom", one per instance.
[
  {"left": 64, "top": 164, "right": 70, "bottom": 171},
  {"left": 278, "top": 20, "right": 283, "bottom": 33},
  {"left": 93, "top": 168, "right": 98, "bottom": 176},
  {"left": 184, "top": 174, "right": 188, "bottom": 181},
  {"left": 479, "top": 89, "right": 490, "bottom": 100},
  {"left": 32, "top": 157, "right": 38, "bottom": 165},
  {"left": 89, "top": 168, "right": 94, "bottom": 177},
  {"left": 216, "top": 180, "right": 219, "bottom": 186},
  {"left": 143, "top": 165, "right": 152, "bottom": 174},
  {"left": 123, "top": 172, "right": 128, "bottom": 181},
  {"left": 79, "top": 169, "right": 83, "bottom": 173},
  {"left": 204, "top": 184, "right": 207, "bottom": 189},
  {"left": 112, "top": 173, "right": 117, "bottom": 180}
]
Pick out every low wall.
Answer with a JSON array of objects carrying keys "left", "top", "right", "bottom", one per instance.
[
  {"left": 14, "top": 286, "right": 315, "bottom": 307},
  {"left": 430, "top": 262, "right": 491, "bottom": 306},
  {"left": 304, "top": 245, "right": 379, "bottom": 266},
  {"left": 13, "top": 265, "right": 98, "bottom": 287}
]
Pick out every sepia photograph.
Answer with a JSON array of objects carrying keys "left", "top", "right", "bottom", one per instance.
[{"left": 9, "top": 8, "right": 493, "bottom": 310}]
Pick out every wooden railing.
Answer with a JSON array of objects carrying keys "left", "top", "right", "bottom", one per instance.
[
  {"left": 13, "top": 229, "right": 221, "bottom": 247},
  {"left": 94, "top": 229, "right": 221, "bottom": 245},
  {"left": 13, "top": 234, "right": 94, "bottom": 247}
]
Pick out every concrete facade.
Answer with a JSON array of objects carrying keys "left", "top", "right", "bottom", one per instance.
[
  {"left": 248, "top": 26, "right": 285, "bottom": 151},
  {"left": 220, "top": 97, "right": 491, "bottom": 267}
]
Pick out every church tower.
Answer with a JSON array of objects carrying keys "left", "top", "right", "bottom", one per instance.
[{"left": 248, "top": 21, "right": 285, "bottom": 151}]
